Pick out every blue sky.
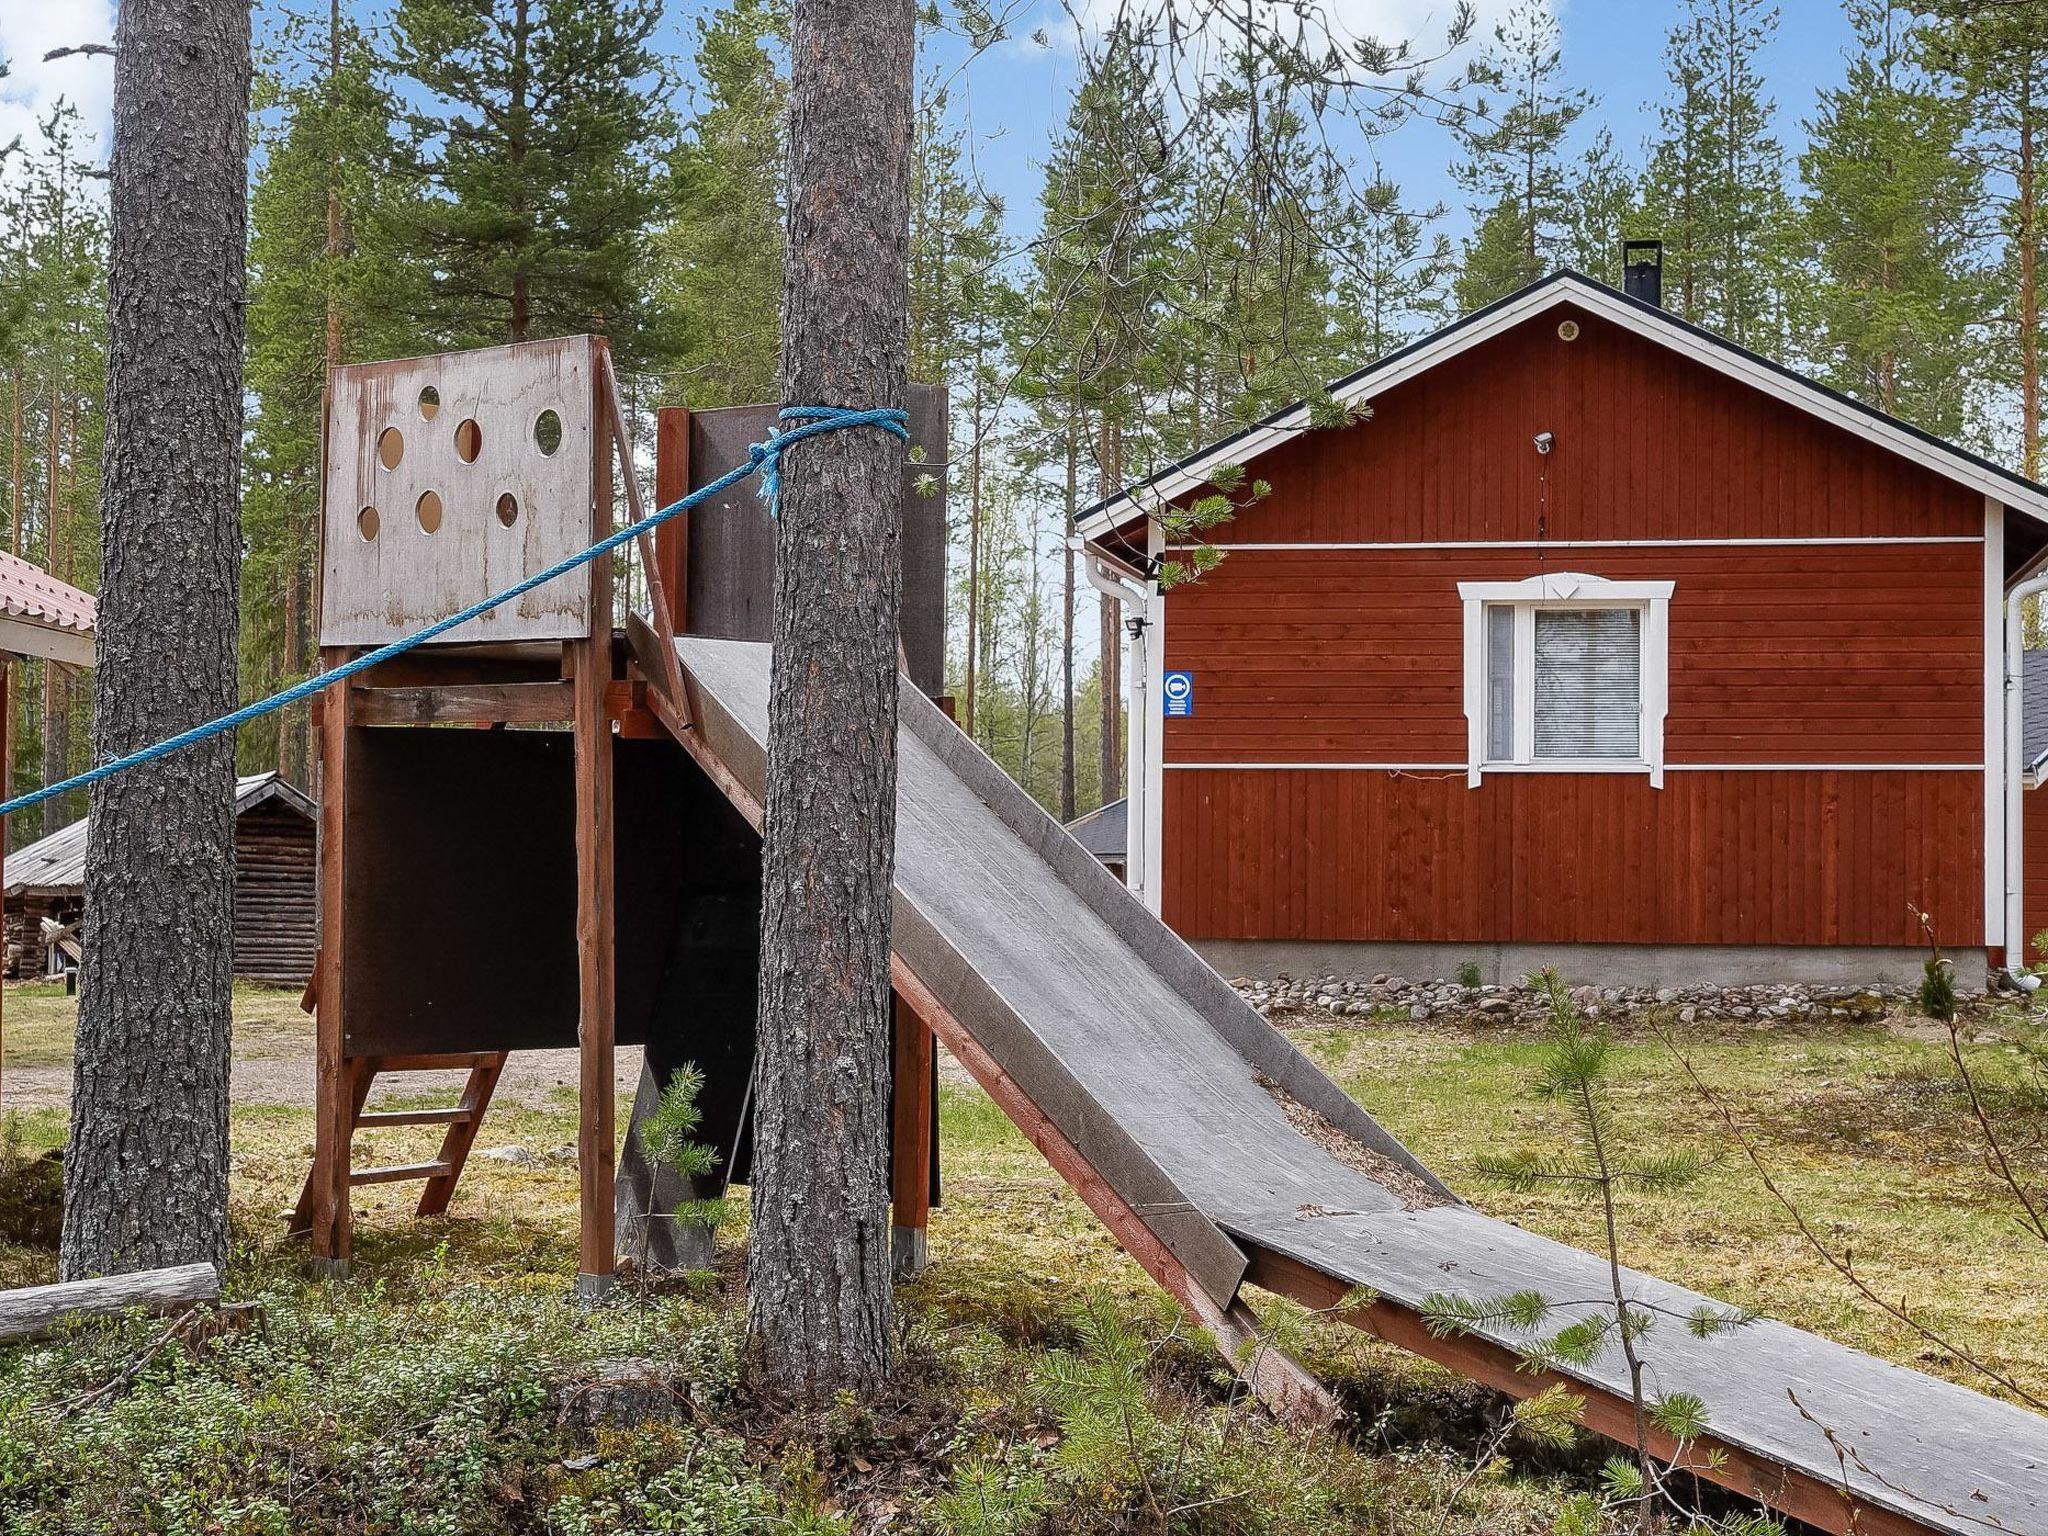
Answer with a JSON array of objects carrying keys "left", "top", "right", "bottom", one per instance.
[{"left": 9, "top": 0, "right": 1860, "bottom": 254}]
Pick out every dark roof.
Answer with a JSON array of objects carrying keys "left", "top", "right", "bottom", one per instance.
[
  {"left": 1082, "top": 268, "right": 2048, "bottom": 535},
  {"left": 1065, "top": 796, "right": 1127, "bottom": 862},
  {"left": 5, "top": 772, "right": 315, "bottom": 896}
]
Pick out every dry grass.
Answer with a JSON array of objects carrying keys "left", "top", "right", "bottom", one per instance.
[{"left": 2, "top": 993, "right": 2041, "bottom": 1411}]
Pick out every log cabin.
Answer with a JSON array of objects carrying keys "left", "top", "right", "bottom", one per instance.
[
  {"left": 1079, "top": 260, "right": 2048, "bottom": 987},
  {"left": 4, "top": 772, "right": 317, "bottom": 986}
]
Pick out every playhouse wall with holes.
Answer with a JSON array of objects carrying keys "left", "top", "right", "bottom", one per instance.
[{"left": 297, "top": 335, "right": 946, "bottom": 1288}]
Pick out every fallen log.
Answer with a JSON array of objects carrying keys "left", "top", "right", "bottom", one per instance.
[{"left": 0, "top": 1262, "right": 219, "bottom": 1344}]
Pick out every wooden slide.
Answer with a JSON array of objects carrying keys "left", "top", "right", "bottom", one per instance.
[{"left": 666, "top": 634, "right": 2047, "bottom": 1536}]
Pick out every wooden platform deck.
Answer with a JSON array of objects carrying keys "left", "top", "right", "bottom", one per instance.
[{"left": 673, "top": 635, "right": 2048, "bottom": 1536}]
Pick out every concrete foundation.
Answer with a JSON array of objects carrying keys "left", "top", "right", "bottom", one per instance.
[{"left": 1191, "top": 939, "right": 1984, "bottom": 991}]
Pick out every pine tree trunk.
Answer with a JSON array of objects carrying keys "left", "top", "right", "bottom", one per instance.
[
  {"left": 41, "top": 376, "right": 64, "bottom": 837},
  {"left": 2021, "top": 90, "right": 2040, "bottom": 481},
  {"left": 1059, "top": 416, "right": 1076, "bottom": 823},
  {"left": 60, "top": 0, "right": 249, "bottom": 1281},
  {"left": 1095, "top": 416, "right": 1121, "bottom": 805},
  {"left": 746, "top": 0, "right": 914, "bottom": 1403}
]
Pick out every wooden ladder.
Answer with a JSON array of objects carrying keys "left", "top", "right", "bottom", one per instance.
[{"left": 289, "top": 1052, "right": 508, "bottom": 1235}]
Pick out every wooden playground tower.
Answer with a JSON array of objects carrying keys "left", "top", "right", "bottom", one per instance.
[{"left": 296, "top": 336, "right": 945, "bottom": 1290}]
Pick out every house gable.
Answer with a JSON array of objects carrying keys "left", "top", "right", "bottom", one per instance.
[{"left": 1083, "top": 273, "right": 2045, "bottom": 548}]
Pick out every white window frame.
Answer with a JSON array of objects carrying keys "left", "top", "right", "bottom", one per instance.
[{"left": 1458, "top": 572, "right": 1673, "bottom": 789}]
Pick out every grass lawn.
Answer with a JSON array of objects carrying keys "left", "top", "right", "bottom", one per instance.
[{"left": 0, "top": 991, "right": 2041, "bottom": 1532}]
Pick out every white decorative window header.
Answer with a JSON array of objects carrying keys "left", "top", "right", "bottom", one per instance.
[{"left": 1457, "top": 572, "right": 1673, "bottom": 788}]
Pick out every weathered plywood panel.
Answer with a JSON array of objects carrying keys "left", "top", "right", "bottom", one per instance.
[{"left": 320, "top": 336, "right": 598, "bottom": 645}]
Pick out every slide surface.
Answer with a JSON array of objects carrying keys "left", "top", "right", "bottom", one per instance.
[{"left": 676, "top": 635, "right": 2047, "bottom": 1536}]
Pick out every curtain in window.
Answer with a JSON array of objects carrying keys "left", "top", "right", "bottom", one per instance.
[
  {"left": 1485, "top": 605, "right": 1515, "bottom": 759},
  {"left": 1533, "top": 608, "right": 1640, "bottom": 758}
]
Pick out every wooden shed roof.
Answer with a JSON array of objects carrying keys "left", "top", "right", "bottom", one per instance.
[{"left": 4, "top": 773, "right": 314, "bottom": 897}]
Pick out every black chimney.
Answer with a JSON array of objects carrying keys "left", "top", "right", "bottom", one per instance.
[{"left": 1622, "top": 239, "right": 1664, "bottom": 308}]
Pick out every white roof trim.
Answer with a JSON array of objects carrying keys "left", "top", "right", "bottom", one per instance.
[{"left": 1080, "top": 273, "right": 2048, "bottom": 541}]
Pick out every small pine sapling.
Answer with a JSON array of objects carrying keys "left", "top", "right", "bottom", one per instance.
[
  {"left": 1909, "top": 905, "right": 1957, "bottom": 1024},
  {"left": 1420, "top": 970, "right": 1751, "bottom": 1533},
  {"left": 1456, "top": 960, "right": 1484, "bottom": 989},
  {"left": 640, "top": 1065, "right": 732, "bottom": 1235}
]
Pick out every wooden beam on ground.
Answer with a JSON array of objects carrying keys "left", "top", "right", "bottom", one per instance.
[
  {"left": 1239, "top": 1244, "right": 1920, "bottom": 1536},
  {"left": 0, "top": 1263, "right": 218, "bottom": 1344},
  {"left": 312, "top": 646, "right": 354, "bottom": 1276},
  {"left": 891, "top": 991, "right": 934, "bottom": 1278},
  {"left": 349, "top": 680, "right": 574, "bottom": 727}
]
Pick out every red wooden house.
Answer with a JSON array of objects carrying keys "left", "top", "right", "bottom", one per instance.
[{"left": 1078, "top": 267, "right": 2048, "bottom": 986}]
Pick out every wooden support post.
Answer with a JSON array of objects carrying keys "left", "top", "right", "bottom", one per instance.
[
  {"left": 654, "top": 405, "right": 689, "bottom": 629},
  {"left": 891, "top": 991, "right": 933, "bottom": 1278},
  {"left": 573, "top": 637, "right": 617, "bottom": 1299},
  {"left": 312, "top": 650, "right": 353, "bottom": 1276},
  {"left": 575, "top": 358, "right": 619, "bottom": 1300}
]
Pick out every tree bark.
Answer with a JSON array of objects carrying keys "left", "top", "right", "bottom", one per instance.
[
  {"left": 1095, "top": 415, "right": 1121, "bottom": 805},
  {"left": 746, "top": 0, "right": 914, "bottom": 1402},
  {"left": 61, "top": 0, "right": 249, "bottom": 1281}
]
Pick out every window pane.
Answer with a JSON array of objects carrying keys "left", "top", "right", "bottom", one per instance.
[
  {"left": 1533, "top": 608, "right": 1640, "bottom": 759},
  {"left": 1486, "top": 605, "right": 1515, "bottom": 759}
]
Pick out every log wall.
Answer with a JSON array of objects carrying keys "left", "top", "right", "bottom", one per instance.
[{"left": 234, "top": 802, "right": 317, "bottom": 986}]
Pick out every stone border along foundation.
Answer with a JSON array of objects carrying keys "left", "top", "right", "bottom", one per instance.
[{"left": 1224, "top": 972, "right": 2016, "bottom": 1027}]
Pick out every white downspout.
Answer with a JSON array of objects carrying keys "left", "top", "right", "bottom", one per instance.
[{"left": 2005, "top": 566, "right": 2048, "bottom": 971}]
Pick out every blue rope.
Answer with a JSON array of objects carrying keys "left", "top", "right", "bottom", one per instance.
[{"left": 0, "top": 405, "right": 909, "bottom": 823}]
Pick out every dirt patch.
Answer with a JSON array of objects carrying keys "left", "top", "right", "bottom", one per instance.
[{"left": 1254, "top": 1073, "right": 1450, "bottom": 1212}]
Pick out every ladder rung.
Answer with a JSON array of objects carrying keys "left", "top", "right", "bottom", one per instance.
[
  {"left": 356, "top": 1106, "right": 473, "bottom": 1128},
  {"left": 350, "top": 1160, "right": 453, "bottom": 1187}
]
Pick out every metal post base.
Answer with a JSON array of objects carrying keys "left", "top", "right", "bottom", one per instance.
[
  {"left": 891, "top": 1225, "right": 928, "bottom": 1280},
  {"left": 310, "top": 1255, "right": 349, "bottom": 1282},
  {"left": 575, "top": 1270, "right": 617, "bottom": 1304}
]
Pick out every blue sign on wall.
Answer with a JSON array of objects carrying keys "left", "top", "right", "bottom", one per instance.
[{"left": 1162, "top": 670, "right": 1195, "bottom": 718}]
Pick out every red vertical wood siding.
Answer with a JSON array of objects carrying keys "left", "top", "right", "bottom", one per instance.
[
  {"left": 1155, "top": 302, "right": 1992, "bottom": 951},
  {"left": 2023, "top": 789, "right": 2048, "bottom": 966}
]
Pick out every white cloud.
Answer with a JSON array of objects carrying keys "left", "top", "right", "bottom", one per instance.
[{"left": 1, "top": 0, "right": 117, "bottom": 175}]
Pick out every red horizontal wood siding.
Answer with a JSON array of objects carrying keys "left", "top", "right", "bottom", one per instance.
[
  {"left": 1161, "top": 769, "right": 1982, "bottom": 949},
  {"left": 1150, "top": 296, "right": 1994, "bottom": 952},
  {"left": 1165, "top": 543, "right": 1984, "bottom": 766},
  {"left": 1185, "top": 304, "right": 1984, "bottom": 545}
]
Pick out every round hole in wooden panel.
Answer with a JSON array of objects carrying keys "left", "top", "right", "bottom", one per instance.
[
  {"left": 495, "top": 491, "right": 520, "bottom": 528},
  {"left": 376, "top": 426, "right": 404, "bottom": 470},
  {"left": 533, "top": 408, "right": 562, "bottom": 456},
  {"left": 357, "top": 505, "right": 380, "bottom": 541},
  {"left": 415, "top": 488, "right": 443, "bottom": 534},
  {"left": 418, "top": 384, "right": 441, "bottom": 420},
  {"left": 455, "top": 417, "right": 483, "bottom": 463}
]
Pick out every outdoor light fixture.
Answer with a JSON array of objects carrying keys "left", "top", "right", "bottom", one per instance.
[{"left": 1533, "top": 431, "right": 1555, "bottom": 455}]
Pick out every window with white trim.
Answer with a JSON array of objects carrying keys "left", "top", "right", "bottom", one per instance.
[{"left": 1458, "top": 573, "right": 1673, "bottom": 787}]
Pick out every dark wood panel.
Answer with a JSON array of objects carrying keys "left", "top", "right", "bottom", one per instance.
[{"left": 1161, "top": 768, "right": 1983, "bottom": 948}]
